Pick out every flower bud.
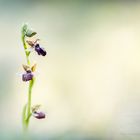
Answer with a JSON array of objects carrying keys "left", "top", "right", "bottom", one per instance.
[
  {"left": 22, "top": 23, "right": 37, "bottom": 37},
  {"left": 35, "top": 44, "right": 46, "bottom": 56},
  {"left": 22, "top": 70, "right": 33, "bottom": 82},
  {"left": 26, "top": 29, "right": 37, "bottom": 37}
]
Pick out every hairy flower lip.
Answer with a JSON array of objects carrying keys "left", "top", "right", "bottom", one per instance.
[
  {"left": 26, "top": 39, "right": 47, "bottom": 56},
  {"left": 35, "top": 44, "right": 47, "bottom": 56},
  {"left": 22, "top": 71, "right": 33, "bottom": 82},
  {"left": 33, "top": 111, "right": 46, "bottom": 119}
]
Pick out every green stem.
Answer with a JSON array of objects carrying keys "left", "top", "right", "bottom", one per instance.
[
  {"left": 22, "top": 104, "right": 27, "bottom": 131},
  {"left": 26, "top": 78, "right": 34, "bottom": 127},
  {"left": 21, "top": 28, "right": 34, "bottom": 132},
  {"left": 21, "top": 32, "right": 30, "bottom": 65}
]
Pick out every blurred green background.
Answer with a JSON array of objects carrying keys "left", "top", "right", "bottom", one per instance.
[{"left": 1, "top": 0, "right": 140, "bottom": 139}]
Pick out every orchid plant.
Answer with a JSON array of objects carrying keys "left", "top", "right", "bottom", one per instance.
[{"left": 21, "top": 23, "right": 46, "bottom": 131}]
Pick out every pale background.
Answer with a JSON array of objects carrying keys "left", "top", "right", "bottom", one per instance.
[{"left": 0, "top": 0, "right": 140, "bottom": 140}]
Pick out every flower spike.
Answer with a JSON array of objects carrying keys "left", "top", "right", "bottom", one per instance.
[{"left": 21, "top": 23, "right": 46, "bottom": 131}]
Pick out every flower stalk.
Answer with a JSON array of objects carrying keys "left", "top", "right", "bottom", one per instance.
[
  {"left": 20, "top": 23, "right": 46, "bottom": 132},
  {"left": 21, "top": 31, "right": 30, "bottom": 65}
]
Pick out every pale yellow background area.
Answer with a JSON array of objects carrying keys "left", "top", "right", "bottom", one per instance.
[{"left": 0, "top": 1, "right": 140, "bottom": 140}]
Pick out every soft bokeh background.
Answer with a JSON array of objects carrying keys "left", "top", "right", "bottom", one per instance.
[{"left": 1, "top": 0, "right": 140, "bottom": 139}]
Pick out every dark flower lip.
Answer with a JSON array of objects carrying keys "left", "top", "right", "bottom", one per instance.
[
  {"left": 33, "top": 111, "right": 46, "bottom": 119},
  {"left": 35, "top": 44, "right": 47, "bottom": 56},
  {"left": 26, "top": 39, "right": 47, "bottom": 56},
  {"left": 22, "top": 71, "right": 33, "bottom": 82}
]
